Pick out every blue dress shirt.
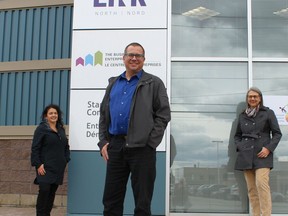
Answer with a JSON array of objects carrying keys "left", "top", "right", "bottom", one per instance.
[{"left": 109, "top": 71, "right": 142, "bottom": 135}]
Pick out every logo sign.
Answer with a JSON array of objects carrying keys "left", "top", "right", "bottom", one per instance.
[
  {"left": 73, "top": 0, "right": 167, "bottom": 29},
  {"left": 264, "top": 96, "right": 288, "bottom": 126},
  {"left": 71, "top": 29, "right": 167, "bottom": 89},
  {"left": 94, "top": 0, "right": 147, "bottom": 7}
]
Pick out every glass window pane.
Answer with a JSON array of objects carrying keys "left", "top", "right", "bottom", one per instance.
[
  {"left": 253, "top": 62, "right": 288, "bottom": 214},
  {"left": 170, "top": 62, "right": 249, "bottom": 213},
  {"left": 172, "top": 0, "right": 247, "bottom": 57},
  {"left": 170, "top": 112, "right": 248, "bottom": 213},
  {"left": 271, "top": 125, "right": 288, "bottom": 214},
  {"left": 253, "top": 63, "right": 288, "bottom": 95},
  {"left": 252, "top": 0, "right": 288, "bottom": 57},
  {"left": 171, "top": 62, "right": 248, "bottom": 112}
]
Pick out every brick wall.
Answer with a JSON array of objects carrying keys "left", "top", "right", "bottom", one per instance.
[{"left": 0, "top": 139, "right": 68, "bottom": 207}]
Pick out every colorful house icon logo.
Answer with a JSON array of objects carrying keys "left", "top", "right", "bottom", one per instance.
[{"left": 76, "top": 51, "right": 103, "bottom": 66}]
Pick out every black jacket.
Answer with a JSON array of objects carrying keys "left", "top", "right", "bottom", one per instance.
[
  {"left": 98, "top": 71, "right": 171, "bottom": 151},
  {"left": 31, "top": 121, "right": 70, "bottom": 185},
  {"left": 234, "top": 106, "right": 282, "bottom": 170}
]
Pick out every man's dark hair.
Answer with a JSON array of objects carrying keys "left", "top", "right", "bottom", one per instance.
[{"left": 124, "top": 42, "right": 145, "bottom": 56}]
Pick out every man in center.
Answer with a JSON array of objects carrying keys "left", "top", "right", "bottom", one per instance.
[{"left": 98, "top": 42, "right": 171, "bottom": 216}]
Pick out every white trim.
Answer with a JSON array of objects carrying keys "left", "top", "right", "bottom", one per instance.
[
  {"left": 166, "top": 0, "right": 172, "bottom": 214},
  {"left": 247, "top": 0, "right": 253, "bottom": 88},
  {"left": 171, "top": 57, "right": 248, "bottom": 62}
]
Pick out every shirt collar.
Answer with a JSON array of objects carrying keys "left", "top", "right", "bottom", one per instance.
[{"left": 120, "top": 70, "right": 143, "bottom": 80}]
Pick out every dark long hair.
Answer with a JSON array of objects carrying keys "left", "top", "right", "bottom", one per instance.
[{"left": 41, "top": 104, "right": 64, "bottom": 127}]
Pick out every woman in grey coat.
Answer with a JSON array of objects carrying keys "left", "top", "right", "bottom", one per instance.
[{"left": 234, "top": 87, "right": 282, "bottom": 216}]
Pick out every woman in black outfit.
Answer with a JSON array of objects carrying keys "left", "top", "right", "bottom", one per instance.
[{"left": 31, "top": 104, "right": 70, "bottom": 216}]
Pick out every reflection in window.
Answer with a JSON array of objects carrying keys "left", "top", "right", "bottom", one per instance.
[
  {"left": 172, "top": 0, "right": 247, "bottom": 57},
  {"left": 253, "top": 62, "right": 288, "bottom": 214},
  {"left": 252, "top": 0, "right": 288, "bottom": 57},
  {"left": 171, "top": 62, "right": 248, "bottom": 112},
  {"left": 170, "top": 113, "right": 248, "bottom": 213},
  {"left": 170, "top": 0, "right": 288, "bottom": 214},
  {"left": 253, "top": 63, "right": 288, "bottom": 95},
  {"left": 170, "top": 62, "right": 249, "bottom": 213}
]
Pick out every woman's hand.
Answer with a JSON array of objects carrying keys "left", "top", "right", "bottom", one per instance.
[
  {"left": 37, "top": 164, "right": 46, "bottom": 175},
  {"left": 257, "top": 147, "right": 270, "bottom": 158}
]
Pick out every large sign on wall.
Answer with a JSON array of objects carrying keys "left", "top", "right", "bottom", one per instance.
[
  {"left": 69, "top": 90, "right": 167, "bottom": 151},
  {"left": 73, "top": 0, "right": 167, "bottom": 29},
  {"left": 70, "top": 0, "right": 169, "bottom": 151},
  {"left": 71, "top": 30, "right": 167, "bottom": 89},
  {"left": 69, "top": 90, "right": 104, "bottom": 150}
]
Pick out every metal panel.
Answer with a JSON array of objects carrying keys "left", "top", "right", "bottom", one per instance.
[
  {"left": 0, "top": 5, "right": 73, "bottom": 62},
  {"left": 0, "top": 70, "right": 70, "bottom": 126},
  {"left": 0, "top": 73, "right": 8, "bottom": 124},
  {"left": 67, "top": 152, "right": 166, "bottom": 215}
]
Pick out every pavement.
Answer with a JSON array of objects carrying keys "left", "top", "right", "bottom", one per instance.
[{"left": 0, "top": 206, "right": 67, "bottom": 216}]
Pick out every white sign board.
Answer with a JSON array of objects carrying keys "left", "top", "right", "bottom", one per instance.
[
  {"left": 264, "top": 95, "right": 288, "bottom": 126},
  {"left": 71, "top": 30, "right": 167, "bottom": 89},
  {"left": 69, "top": 89, "right": 167, "bottom": 151},
  {"left": 69, "top": 90, "right": 104, "bottom": 150},
  {"left": 73, "top": 0, "right": 167, "bottom": 29},
  {"left": 70, "top": 0, "right": 169, "bottom": 151}
]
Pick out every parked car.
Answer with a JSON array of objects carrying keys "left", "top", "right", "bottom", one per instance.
[
  {"left": 196, "top": 184, "right": 210, "bottom": 196},
  {"left": 211, "top": 187, "right": 231, "bottom": 199},
  {"left": 272, "top": 192, "right": 286, "bottom": 202},
  {"left": 198, "top": 184, "right": 227, "bottom": 197},
  {"left": 230, "top": 184, "right": 240, "bottom": 200}
]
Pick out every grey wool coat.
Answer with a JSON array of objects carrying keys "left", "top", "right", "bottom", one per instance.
[{"left": 234, "top": 106, "right": 282, "bottom": 171}]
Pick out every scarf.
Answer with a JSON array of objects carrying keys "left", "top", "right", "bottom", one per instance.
[{"left": 245, "top": 105, "right": 260, "bottom": 117}]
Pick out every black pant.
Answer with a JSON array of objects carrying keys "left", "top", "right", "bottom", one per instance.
[
  {"left": 36, "top": 183, "right": 58, "bottom": 216},
  {"left": 103, "top": 136, "right": 156, "bottom": 216}
]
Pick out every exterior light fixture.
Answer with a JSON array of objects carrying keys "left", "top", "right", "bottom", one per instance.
[
  {"left": 182, "top": 6, "right": 220, "bottom": 20},
  {"left": 273, "top": 8, "right": 288, "bottom": 18}
]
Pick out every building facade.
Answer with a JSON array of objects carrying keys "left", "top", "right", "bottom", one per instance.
[{"left": 1, "top": 0, "right": 288, "bottom": 215}]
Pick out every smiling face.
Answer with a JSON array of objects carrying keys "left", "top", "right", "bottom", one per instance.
[
  {"left": 45, "top": 108, "right": 58, "bottom": 125},
  {"left": 247, "top": 90, "right": 261, "bottom": 108},
  {"left": 123, "top": 45, "right": 145, "bottom": 77}
]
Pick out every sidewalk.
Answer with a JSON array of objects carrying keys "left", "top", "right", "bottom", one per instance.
[{"left": 0, "top": 206, "right": 67, "bottom": 216}]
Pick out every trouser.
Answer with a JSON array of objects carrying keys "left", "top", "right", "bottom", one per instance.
[
  {"left": 244, "top": 168, "right": 271, "bottom": 216},
  {"left": 103, "top": 136, "right": 156, "bottom": 216},
  {"left": 36, "top": 183, "right": 59, "bottom": 216}
]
